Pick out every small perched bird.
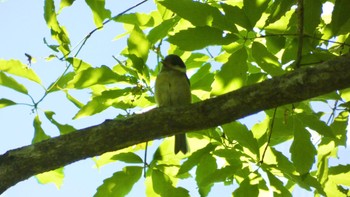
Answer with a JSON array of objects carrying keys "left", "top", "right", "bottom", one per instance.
[{"left": 155, "top": 54, "right": 191, "bottom": 154}]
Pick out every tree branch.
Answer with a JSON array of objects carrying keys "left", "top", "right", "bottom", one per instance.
[{"left": 1, "top": 55, "right": 350, "bottom": 193}]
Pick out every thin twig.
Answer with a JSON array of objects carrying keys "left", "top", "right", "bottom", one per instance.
[
  {"left": 37, "top": 0, "right": 149, "bottom": 107},
  {"left": 260, "top": 107, "right": 277, "bottom": 164},
  {"left": 295, "top": 0, "right": 304, "bottom": 68},
  {"left": 60, "top": 0, "right": 148, "bottom": 60},
  {"left": 255, "top": 34, "right": 350, "bottom": 48},
  {"left": 144, "top": 141, "right": 148, "bottom": 177}
]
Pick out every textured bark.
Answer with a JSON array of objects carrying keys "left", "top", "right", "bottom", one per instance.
[{"left": 1, "top": 55, "right": 350, "bottom": 193}]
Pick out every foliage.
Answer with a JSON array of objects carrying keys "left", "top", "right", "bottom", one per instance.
[{"left": 1, "top": 0, "right": 350, "bottom": 196}]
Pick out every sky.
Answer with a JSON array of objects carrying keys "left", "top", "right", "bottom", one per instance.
[{"left": 0, "top": 0, "right": 349, "bottom": 197}]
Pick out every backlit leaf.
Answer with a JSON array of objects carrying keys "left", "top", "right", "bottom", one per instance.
[
  {"left": 304, "top": 0, "right": 322, "bottom": 34},
  {"left": 94, "top": 166, "right": 143, "bottom": 197},
  {"left": 222, "top": 4, "right": 252, "bottom": 30},
  {"left": 190, "top": 63, "right": 214, "bottom": 92},
  {"left": 44, "top": 0, "right": 71, "bottom": 55},
  {"left": 265, "top": 0, "right": 294, "bottom": 26},
  {"left": 266, "top": 170, "right": 292, "bottom": 197},
  {"left": 0, "top": 59, "right": 41, "bottom": 84},
  {"left": 252, "top": 42, "right": 284, "bottom": 76},
  {"left": 243, "top": 0, "right": 270, "bottom": 28},
  {"left": 36, "top": 168, "right": 64, "bottom": 189},
  {"left": 67, "top": 65, "right": 128, "bottom": 89},
  {"left": 178, "top": 143, "right": 216, "bottom": 175},
  {"left": 222, "top": 121, "right": 259, "bottom": 158},
  {"left": 111, "top": 152, "right": 143, "bottom": 164},
  {"left": 212, "top": 47, "right": 247, "bottom": 95},
  {"left": 147, "top": 17, "right": 180, "bottom": 44},
  {"left": 114, "top": 13, "right": 154, "bottom": 27},
  {"left": 168, "top": 26, "right": 238, "bottom": 51},
  {"left": 0, "top": 98, "right": 16, "bottom": 108},
  {"left": 0, "top": 72, "right": 28, "bottom": 94},
  {"left": 290, "top": 119, "right": 316, "bottom": 174},
  {"left": 196, "top": 154, "right": 217, "bottom": 196},
  {"left": 44, "top": 111, "right": 76, "bottom": 135},
  {"left": 127, "top": 26, "right": 150, "bottom": 62},
  {"left": 85, "top": 0, "right": 111, "bottom": 27},
  {"left": 152, "top": 169, "right": 189, "bottom": 197},
  {"left": 66, "top": 57, "right": 92, "bottom": 73},
  {"left": 159, "top": 0, "right": 236, "bottom": 32},
  {"left": 32, "top": 115, "right": 50, "bottom": 144},
  {"left": 331, "top": 0, "right": 350, "bottom": 35},
  {"left": 59, "top": 0, "right": 75, "bottom": 11}
]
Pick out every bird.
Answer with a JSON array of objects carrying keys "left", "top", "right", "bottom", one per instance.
[{"left": 154, "top": 54, "right": 191, "bottom": 154}]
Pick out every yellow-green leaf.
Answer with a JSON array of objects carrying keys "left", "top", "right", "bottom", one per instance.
[
  {"left": 0, "top": 72, "right": 28, "bottom": 94},
  {"left": 36, "top": 168, "right": 64, "bottom": 189},
  {"left": 85, "top": 0, "right": 111, "bottom": 27},
  {"left": 67, "top": 65, "right": 126, "bottom": 89},
  {"left": 94, "top": 166, "right": 143, "bottom": 197},
  {"left": 32, "top": 115, "right": 50, "bottom": 144},
  {"left": 0, "top": 98, "right": 16, "bottom": 108},
  {"left": 0, "top": 59, "right": 41, "bottom": 84}
]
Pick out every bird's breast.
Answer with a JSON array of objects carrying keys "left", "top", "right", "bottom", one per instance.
[{"left": 155, "top": 70, "right": 191, "bottom": 107}]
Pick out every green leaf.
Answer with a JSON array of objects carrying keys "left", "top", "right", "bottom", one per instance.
[
  {"left": 251, "top": 42, "right": 285, "bottom": 76},
  {"left": 243, "top": 0, "right": 270, "bottom": 28},
  {"left": 212, "top": 47, "right": 247, "bottom": 95},
  {"left": 331, "top": 0, "right": 350, "bottom": 35},
  {"left": 44, "top": 111, "right": 76, "bottom": 135},
  {"left": 266, "top": 170, "right": 292, "bottom": 197},
  {"left": 111, "top": 152, "right": 143, "bottom": 164},
  {"left": 114, "top": 13, "right": 154, "bottom": 27},
  {"left": 159, "top": 0, "right": 236, "bottom": 32},
  {"left": 59, "top": 0, "right": 75, "bottom": 11},
  {"left": 127, "top": 26, "right": 150, "bottom": 62},
  {"left": 85, "top": 0, "right": 111, "bottom": 27},
  {"left": 196, "top": 154, "right": 217, "bottom": 196},
  {"left": 190, "top": 63, "right": 214, "bottom": 92},
  {"left": 177, "top": 143, "right": 216, "bottom": 175},
  {"left": 32, "top": 115, "right": 50, "bottom": 144},
  {"left": 66, "top": 57, "right": 92, "bottom": 73},
  {"left": 147, "top": 17, "right": 180, "bottom": 44},
  {"left": 44, "top": 0, "right": 71, "bottom": 55},
  {"left": 67, "top": 65, "right": 127, "bottom": 89},
  {"left": 233, "top": 173, "right": 259, "bottom": 197},
  {"left": 330, "top": 111, "right": 348, "bottom": 146},
  {"left": 48, "top": 72, "right": 75, "bottom": 92},
  {"left": 222, "top": 121, "right": 259, "bottom": 158},
  {"left": 168, "top": 26, "right": 238, "bottom": 51},
  {"left": 304, "top": 0, "right": 322, "bottom": 34},
  {"left": 265, "top": 31, "right": 286, "bottom": 54},
  {"left": 36, "top": 168, "right": 64, "bottom": 189},
  {"left": 94, "top": 166, "right": 143, "bottom": 197},
  {"left": 265, "top": 0, "right": 294, "bottom": 26},
  {"left": 0, "top": 59, "right": 41, "bottom": 84},
  {"left": 74, "top": 87, "right": 151, "bottom": 119},
  {"left": 290, "top": 119, "right": 317, "bottom": 174},
  {"left": 221, "top": 4, "right": 252, "bottom": 30},
  {"left": 152, "top": 169, "right": 189, "bottom": 197},
  {"left": 328, "top": 165, "right": 350, "bottom": 185},
  {"left": 296, "top": 113, "right": 334, "bottom": 138},
  {"left": 0, "top": 98, "right": 16, "bottom": 108},
  {"left": 0, "top": 72, "right": 28, "bottom": 94},
  {"left": 65, "top": 91, "right": 84, "bottom": 108},
  {"left": 200, "top": 165, "right": 238, "bottom": 187},
  {"left": 316, "top": 138, "right": 335, "bottom": 185}
]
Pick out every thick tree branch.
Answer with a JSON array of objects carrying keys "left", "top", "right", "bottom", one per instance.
[{"left": 1, "top": 55, "right": 350, "bottom": 193}]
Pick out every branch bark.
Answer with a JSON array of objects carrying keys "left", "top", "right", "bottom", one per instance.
[{"left": 1, "top": 55, "right": 350, "bottom": 193}]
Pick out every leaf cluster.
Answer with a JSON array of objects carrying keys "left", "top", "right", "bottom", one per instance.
[{"left": 2, "top": 0, "right": 350, "bottom": 196}]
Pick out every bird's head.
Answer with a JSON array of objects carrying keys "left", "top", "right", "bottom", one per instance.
[{"left": 161, "top": 54, "right": 186, "bottom": 73}]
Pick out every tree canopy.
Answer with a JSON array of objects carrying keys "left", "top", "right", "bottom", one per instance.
[{"left": 1, "top": 0, "right": 350, "bottom": 196}]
